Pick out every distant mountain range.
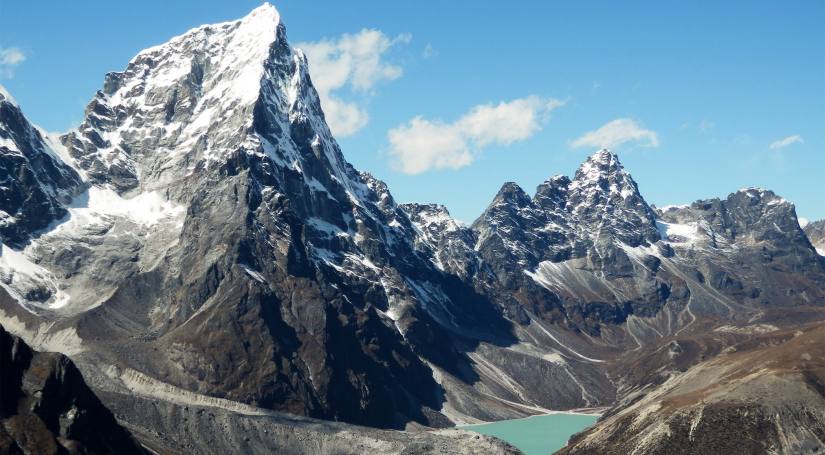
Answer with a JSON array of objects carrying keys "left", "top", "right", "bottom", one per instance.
[{"left": 0, "top": 4, "right": 822, "bottom": 454}]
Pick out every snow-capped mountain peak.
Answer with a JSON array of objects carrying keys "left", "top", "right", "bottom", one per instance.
[
  {"left": 62, "top": 2, "right": 295, "bottom": 193},
  {"left": 569, "top": 148, "right": 638, "bottom": 199},
  {"left": 123, "top": 2, "right": 281, "bottom": 107}
]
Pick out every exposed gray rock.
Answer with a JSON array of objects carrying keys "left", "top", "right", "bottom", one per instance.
[
  {"left": 0, "top": 323, "right": 146, "bottom": 454},
  {"left": 0, "top": 86, "right": 83, "bottom": 246},
  {"left": 805, "top": 219, "right": 825, "bottom": 255}
]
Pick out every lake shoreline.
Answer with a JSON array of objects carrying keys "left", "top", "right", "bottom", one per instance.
[
  {"left": 456, "top": 407, "right": 606, "bottom": 428},
  {"left": 456, "top": 412, "right": 601, "bottom": 455}
]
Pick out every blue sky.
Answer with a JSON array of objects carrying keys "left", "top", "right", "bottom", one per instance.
[{"left": 1, "top": 1, "right": 823, "bottom": 222}]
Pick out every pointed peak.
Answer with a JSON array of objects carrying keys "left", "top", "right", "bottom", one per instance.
[
  {"left": 250, "top": 2, "right": 279, "bottom": 16},
  {"left": 132, "top": 3, "right": 281, "bottom": 62},
  {"left": 587, "top": 148, "right": 621, "bottom": 165},
  {"left": 574, "top": 149, "right": 626, "bottom": 183},
  {"left": 240, "top": 2, "right": 281, "bottom": 28},
  {"left": 100, "top": 2, "right": 289, "bottom": 116},
  {"left": 0, "top": 84, "right": 17, "bottom": 106},
  {"left": 496, "top": 182, "right": 527, "bottom": 196},
  {"left": 493, "top": 182, "right": 531, "bottom": 207}
]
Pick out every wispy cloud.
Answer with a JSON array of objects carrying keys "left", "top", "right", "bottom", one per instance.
[
  {"left": 422, "top": 43, "right": 438, "bottom": 59},
  {"left": 570, "top": 118, "right": 659, "bottom": 149},
  {"left": 769, "top": 134, "right": 803, "bottom": 150},
  {"left": 0, "top": 47, "right": 26, "bottom": 78},
  {"left": 298, "top": 30, "right": 411, "bottom": 137},
  {"left": 387, "top": 96, "right": 565, "bottom": 174}
]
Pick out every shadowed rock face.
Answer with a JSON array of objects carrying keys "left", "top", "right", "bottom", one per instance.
[
  {"left": 0, "top": 89, "right": 83, "bottom": 247},
  {"left": 0, "top": 324, "right": 145, "bottom": 455},
  {"left": 558, "top": 323, "right": 825, "bottom": 455},
  {"left": 805, "top": 219, "right": 825, "bottom": 255}
]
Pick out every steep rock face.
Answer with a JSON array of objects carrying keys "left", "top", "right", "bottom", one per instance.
[
  {"left": 805, "top": 219, "right": 825, "bottom": 256},
  {"left": 0, "top": 323, "right": 145, "bottom": 454},
  {"left": 0, "top": 86, "right": 83, "bottom": 246},
  {"left": 472, "top": 150, "right": 659, "bottom": 273},
  {"left": 558, "top": 323, "right": 825, "bottom": 455},
  {"left": 401, "top": 203, "right": 481, "bottom": 280},
  {"left": 657, "top": 189, "right": 825, "bottom": 310}
]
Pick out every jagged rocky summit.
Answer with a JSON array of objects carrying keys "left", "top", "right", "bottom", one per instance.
[{"left": 0, "top": 4, "right": 824, "bottom": 454}]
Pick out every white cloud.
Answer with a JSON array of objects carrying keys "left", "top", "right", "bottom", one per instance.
[
  {"left": 769, "top": 134, "right": 803, "bottom": 150},
  {"left": 570, "top": 118, "right": 659, "bottom": 149},
  {"left": 298, "top": 29, "right": 410, "bottom": 137},
  {"left": 387, "top": 96, "right": 565, "bottom": 174},
  {"left": 0, "top": 47, "right": 26, "bottom": 78},
  {"left": 799, "top": 217, "right": 810, "bottom": 229}
]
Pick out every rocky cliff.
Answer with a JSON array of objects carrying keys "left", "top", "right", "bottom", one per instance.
[{"left": 0, "top": 324, "right": 145, "bottom": 454}]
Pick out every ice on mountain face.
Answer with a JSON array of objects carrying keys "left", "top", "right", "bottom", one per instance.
[
  {"left": 125, "top": 3, "right": 279, "bottom": 106},
  {"left": 474, "top": 149, "right": 659, "bottom": 269},
  {"left": 656, "top": 220, "right": 699, "bottom": 243},
  {"left": 37, "top": 127, "right": 85, "bottom": 177},
  {"left": 48, "top": 186, "right": 186, "bottom": 234},
  {"left": 0, "top": 244, "right": 68, "bottom": 309}
]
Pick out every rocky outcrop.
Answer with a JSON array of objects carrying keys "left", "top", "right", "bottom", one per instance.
[
  {"left": 558, "top": 323, "right": 825, "bottom": 455},
  {"left": 0, "top": 86, "right": 83, "bottom": 247},
  {"left": 0, "top": 324, "right": 145, "bottom": 454},
  {"left": 805, "top": 219, "right": 825, "bottom": 255}
]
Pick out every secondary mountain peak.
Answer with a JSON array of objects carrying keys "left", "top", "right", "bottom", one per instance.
[{"left": 570, "top": 149, "right": 632, "bottom": 193}]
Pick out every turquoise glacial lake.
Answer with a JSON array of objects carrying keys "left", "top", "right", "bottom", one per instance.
[{"left": 462, "top": 413, "right": 599, "bottom": 455}]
